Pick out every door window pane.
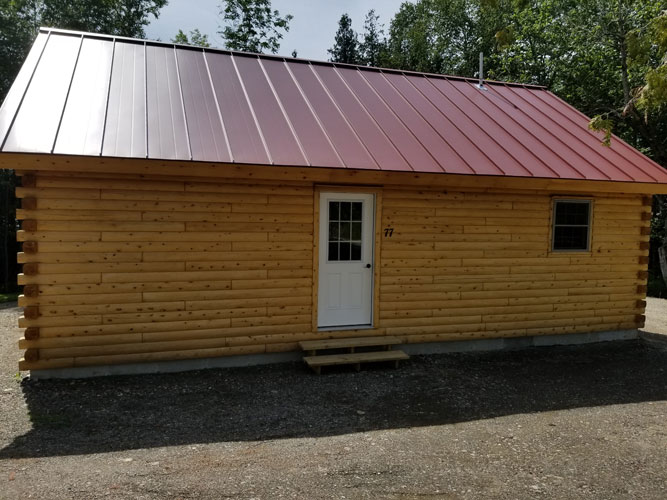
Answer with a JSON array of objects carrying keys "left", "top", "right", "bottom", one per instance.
[{"left": 328, "top": 200, "right": 363, "bottom": 261}]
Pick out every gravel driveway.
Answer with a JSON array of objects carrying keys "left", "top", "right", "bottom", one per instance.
[{"left": 0, "top": 300, "right": 666, "bottom": 499}]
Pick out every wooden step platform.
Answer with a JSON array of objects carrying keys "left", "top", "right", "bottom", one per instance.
[
  {"left": 299, "top": 336, "right": 409, "bottom": 374},
  {"left": 299, "top": 335, "right": 403, "bottom": 354}
]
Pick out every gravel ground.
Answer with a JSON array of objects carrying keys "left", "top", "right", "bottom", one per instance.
[{"left": 0, "top": 300, "right": 666, "bottom": 499}]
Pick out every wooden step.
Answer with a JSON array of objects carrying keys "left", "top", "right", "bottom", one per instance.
[
  {"left": 303, "top": 350, "right": 409, "bottom": 374},
  {"left": 299, "top": 335, "right": 403, "bottom": 352}
]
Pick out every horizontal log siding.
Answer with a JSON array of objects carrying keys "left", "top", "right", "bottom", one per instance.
[
  {"left": 15, "top": 170, "right": 649, "bottom": 371},
  {"left": 378, "top": 188, "right": 649, "bottom": 345},
  {"left": 16, "top": 173, "right": 319, "bottom": 370}
]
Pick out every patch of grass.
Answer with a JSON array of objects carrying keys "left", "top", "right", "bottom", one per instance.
[{"left": 0, "top": 292, "right": 19, "bottom": 303}]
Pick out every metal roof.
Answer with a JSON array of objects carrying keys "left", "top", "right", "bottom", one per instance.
[{"left": 1, "top": 27, "right": 666, "bottom": 184}]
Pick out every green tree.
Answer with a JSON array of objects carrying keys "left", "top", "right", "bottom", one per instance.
[
  {"left": 218, "top": 0, "right": 292, "bottom": 54},
  {"left": 384, "top": 0, "right": 502, "bottom": 76},
  {"left": 328, "top": 13, "right": 359, "bottom": 64},
  {"left": 358, "top": 9, "right": 387, "bottom": 67},
  {"left": 172, "top": 28, "right": 211, "bottom": 47}
]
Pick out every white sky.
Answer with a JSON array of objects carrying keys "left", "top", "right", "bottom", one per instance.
[{"left": 146, "top": 0, "right": 406, "bottom": 61}]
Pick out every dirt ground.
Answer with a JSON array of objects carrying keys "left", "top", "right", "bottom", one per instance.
[{"left": 0, "top": 300, "right": 666, "bottom": 500}]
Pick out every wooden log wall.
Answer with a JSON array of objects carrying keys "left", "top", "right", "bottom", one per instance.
[
  {"left": 16, "top": 173, "right": 316, "bottom": 370},
  {"left": 14, "top": 170, "right": 650, "bottom": 371},
  {"left": 379, "top": 188, "right": 649, "bottom": 343}
]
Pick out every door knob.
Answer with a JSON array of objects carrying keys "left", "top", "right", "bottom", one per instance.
[{"left": 365, "top": 263, "right": 372, "bottom": 269}]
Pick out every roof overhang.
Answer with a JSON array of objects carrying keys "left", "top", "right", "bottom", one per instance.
[{"left": 4, "top": 152, "right": 667, "bottom": 195}]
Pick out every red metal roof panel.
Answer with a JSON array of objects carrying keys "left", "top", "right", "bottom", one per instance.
[
  {"left": 0, "top": 32, "right": 48, "bottom": 148},
  {"left": 4, "top": 33, "right": 81, "bottom": 153},
  {"left": 176, "top": 49, "right": 230, "bottom": 163},
  {"left": 205, "top": 51, "right": 265, "bottom": 164},
  {"left": 2, "top": 27, "right": 667, "bottom": 187},
  {"left": 287, "top": 62, "right": 378, "bottom": 169},
  {"left": 313, "top": 65, "right": 412, "bottom": 171},
  {"left": 102, "top": 41, "right": 147, "bottom": 158},
  {"left": 54, "top": 37, "right": 113, "bottom": 156},
  {"left": 146, "top": 45, "right": 190, "bottom": 160},
  {"left": 260, "top": 59, "right": 342, "bottom": 168},
  {"left": 233, "top": 56, "right": 307, "bottom": 166}
]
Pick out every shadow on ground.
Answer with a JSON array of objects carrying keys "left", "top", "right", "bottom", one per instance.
[{"left": 2, "top": 340, "right": 666, "bottom": 458}]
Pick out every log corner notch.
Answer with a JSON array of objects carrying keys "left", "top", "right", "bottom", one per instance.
[
  {"left": 22, "top": 241, "right": 38, "bottom": 254},
  {"left": 635, "top": 314, "right": 646, "bottom": 328},
  {"left": 21, "top": 197, "right": 37, "bottom": 210},
  {"left": 641, "top": 196, "right": 652, "bottom": 207},
  {"left": 22, "top": 263, "right": 38, "bottom": 276},
  {"left": 21, "top": 220, "right": 37, "bottom": 232},
  {"left": 24, "top": 349, "right": 39, "bottom": 362},
  {"left": 638, "top": 255, "right": 650, "bottom": 265},
  {"left": 637, "top": 284, "right": 648, "bottom": 295},
  {"left": 20, "top": 173, "right": 36, "bottom": 188},
  {"left": 23, "top": 306, "right": 40, "bottom": 319},
  {"left": 639, "top": 241, "right": 650, "bottom": 251},
  {"left": 637, "top": 270, "right": 649, "bottom": 281},
  {"left": 23, "top": 284, "right": 39, "bottom": 297},
  {"left": 24, "top": 327, "right": 40, "bottom": 340}
]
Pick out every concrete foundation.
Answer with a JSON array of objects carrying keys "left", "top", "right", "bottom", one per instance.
[{"left": 30, "top": 329, "right": 640, "bottom": 380}]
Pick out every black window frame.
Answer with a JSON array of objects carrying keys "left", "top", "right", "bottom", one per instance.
[{"left": 551, "top": 199, "right": 592, "bottom": 252}]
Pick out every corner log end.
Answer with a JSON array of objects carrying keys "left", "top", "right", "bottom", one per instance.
[
  {"left": 21, "top": 174, "right": 36, "bottom": 188},
  {"left": 22, "top": 241, "right": 38, "bottom": 254},
  {"left": 24, "top": 349, "right": 39, "bottom": 362},
  {"left": 21, "top": 198, "right": 37, "bottom": 210},
  {"left": 22, "top": 263, "right": 38, "bottom": 276},
  {"left": 24, "top": 327, "right": 40, "bottom": 340},
  {"left": 23, "top": 306, "right": 40, "bottom": 319},
  {"left": 21, "top": 220, "right": 37, "bottom": 232}
]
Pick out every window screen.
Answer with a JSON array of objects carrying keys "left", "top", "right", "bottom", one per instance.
[
  {"left": 552, "top": 200, "right": 591, "bottom": 251},
  {"left": 328, "top": 201, "right": 362, "bottom": 261}
]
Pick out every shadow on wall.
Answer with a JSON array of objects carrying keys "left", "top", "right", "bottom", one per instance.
[{"left": 1, "top": 340, "right": 666, "bottom": 459}]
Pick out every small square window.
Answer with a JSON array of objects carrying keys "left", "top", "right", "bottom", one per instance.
[{"left": 552, "top": 200, "right": 591, "bottom": 251}]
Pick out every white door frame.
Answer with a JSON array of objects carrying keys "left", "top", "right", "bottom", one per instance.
[{"left": 317, "top": 191, "right": 375, "bottom": 329}]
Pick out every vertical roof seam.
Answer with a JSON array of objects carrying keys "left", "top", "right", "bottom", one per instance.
[
  {"left": 230, "top": 54, "right": 273, "bottom": 165},
  {"left": 379, "top": 71, "right": 475, "bottom": 175},
  {"left": 51, "top": 34, "right": 84, "bottom": 154},
  {"left": 406, "top": 75, "right": 507, "bottom": 176},
  {"left": 258, "top": 58, "right": 310, "bottom": 166},
  {"left": 143, "top": 41, "right": 149, "bottom": 158},
  {"left": 0, "top": 31, "right": 51, "bottom": 151},
  {"left": 504, "top": 85, "right": 622, "bottom": 181},
  {"left": 357, "top": 69, "right": 448, "bottom": 173},
  {"left": 534, "top": 90, "right": 660, "bottom": 182},
  {"left": 308, "top": 62, "right": 381, "bottom": 169},
  {"left": 448, "top": 81, "right": 564, "bottom": 179},
  {"left": 99, "top": 37, "right": 117, "bottom": 156},
  {"left": 173, "top": 47, "right": 193, "bottom": 161},
  {"left": 332, "top": 66, "right": 414, "bottom": 172},
  {"left": 202, "top": 50, "right": 234, "bottom": 163},
  {"left": 428, "top": 78, "right": 533, "bottom": 177},
  {"left": 282, "top": 60, "right": 345, "bottom": 167}
]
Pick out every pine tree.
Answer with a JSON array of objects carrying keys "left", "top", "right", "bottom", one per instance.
[{"left": 328, "top": 13, "right": 359, "bottom": 64}]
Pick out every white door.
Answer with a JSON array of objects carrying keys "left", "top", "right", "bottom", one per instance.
[{"left": 318, "top": 192, "right": 375, "bottom": 328}]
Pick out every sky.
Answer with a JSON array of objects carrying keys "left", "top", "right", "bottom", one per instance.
[{"left": 146, "top": 0, "right": 406, "bottom": 61}]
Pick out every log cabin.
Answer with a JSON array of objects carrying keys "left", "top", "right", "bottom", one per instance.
[{"left": 2, "top": 27, "right": 667, "bottom": 377}]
